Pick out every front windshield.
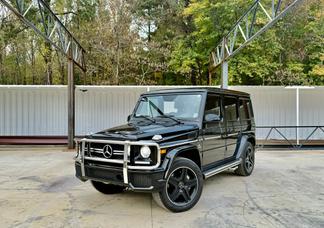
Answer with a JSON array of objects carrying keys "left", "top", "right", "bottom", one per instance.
[{"left": 133, "top": 93, "right": 203, "bottom": 121}]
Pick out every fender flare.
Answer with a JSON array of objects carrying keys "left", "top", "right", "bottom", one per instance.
[
  {"left": 161, "top": 144, "right": 201, "bottom": 178},
  {"left": 235, "top": 134, "right": 254, "bottom": 160}
]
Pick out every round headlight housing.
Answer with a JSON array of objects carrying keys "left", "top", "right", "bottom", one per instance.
[{"left": 140, "top": 146, "right": 151, "bottom": 159}]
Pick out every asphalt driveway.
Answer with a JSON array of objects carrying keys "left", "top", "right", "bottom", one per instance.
[{"left": 0, "top": 147, "right": 323, "bottom": 228}]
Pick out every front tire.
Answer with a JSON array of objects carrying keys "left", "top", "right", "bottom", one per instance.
[
  {"left": 235, "top": 142, "right": 255, "bottom": 176},
  {"left": 91, "top": 180, "right": 126, "bottom": 194},
  {"left": 153, "top": 157, "right": 203, "bottom": 212}
]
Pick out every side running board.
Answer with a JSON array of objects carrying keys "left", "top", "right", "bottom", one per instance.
[{"left": 203, "top": 159, "right": 242, "bottom": 179}]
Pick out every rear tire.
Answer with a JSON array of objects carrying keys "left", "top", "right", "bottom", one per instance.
[
  {"left": 153, "top": 157, "right": 203, "bottom": 212},
  {"left": 91, "top": 180, "right": 126, "bottom": 194},
  {"left": 235, "top": 142, "right": 255, "bottom": 176}
]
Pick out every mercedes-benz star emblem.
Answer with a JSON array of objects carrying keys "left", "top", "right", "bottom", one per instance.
[{"left": 103, "top": 145, "right": 113, "bottom": 159}]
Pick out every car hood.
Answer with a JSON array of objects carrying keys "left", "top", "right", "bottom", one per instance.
[{"left": 88, "top": 122, "right": 199, "bottom": 142}]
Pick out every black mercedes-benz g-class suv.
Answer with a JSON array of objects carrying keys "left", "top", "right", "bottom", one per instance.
[{"left": 75, "top": 87, "right": 256, "bottom": 212}]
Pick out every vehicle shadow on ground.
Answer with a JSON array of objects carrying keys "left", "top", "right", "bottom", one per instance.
[{"left": 118, "top": 171, "right": 239, "bottom": 211}]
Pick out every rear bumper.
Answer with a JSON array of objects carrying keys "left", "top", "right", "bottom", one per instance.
[{"left": 75, "top": 162, "right": 166, "bottom": 192}]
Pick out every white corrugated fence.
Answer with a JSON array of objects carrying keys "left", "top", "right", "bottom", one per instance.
[{"left": 0, "top": 85, "right": 323, "bottom": 140}]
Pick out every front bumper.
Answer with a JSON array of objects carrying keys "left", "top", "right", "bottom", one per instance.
[
  {"left": 75, "top": 162, "right": 165, "bottom": 192},
  {"left": 75, "top": 138, "right": 166, "bottom": 192}
]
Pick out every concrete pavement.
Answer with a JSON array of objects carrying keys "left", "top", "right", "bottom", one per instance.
[{"left": 0, "top": 148, "right": 323, "bottom": 228}]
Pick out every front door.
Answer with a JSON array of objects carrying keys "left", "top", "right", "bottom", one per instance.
[{"left": 202, "top": 94, "right": 226, "bottom": 167}]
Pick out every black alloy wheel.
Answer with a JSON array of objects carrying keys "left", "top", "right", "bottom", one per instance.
[
  {"left": 153, "top": 157, "right": 203, "bottom": 212},
  {"left": 166, "top": 167, "right": 198, "bottom": 206},
  {"left": 244, "top": 146, "right": 254, "bottom": 173},
  {"left": 235, "top": 142, "right": 255, "bottom": 176}
]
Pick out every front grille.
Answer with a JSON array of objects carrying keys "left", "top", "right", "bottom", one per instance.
[{"left": 85, "top": 142, "right": 125, "bottom": 160}]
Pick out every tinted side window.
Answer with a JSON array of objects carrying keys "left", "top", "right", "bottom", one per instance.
[
  {"left": 224, "top": 96, "right": 240, "bottom": 134},
  {"left": 203, "top": 94, "right": 224, "bottom": 135},
  {"left": 224, "top": 96, "right": 237, "bottom": 121},
  {"left": 204, "top": 94, "right": 221, "bottom": 118},
  {"left": 239, "top": 98, "right": 254, "bottom": 131},
  {"left": 239, "top": 99, "right": 250, "bottom": 120},
  {"left": 247, "top": 100, "right": 254, "bottom": 118}
]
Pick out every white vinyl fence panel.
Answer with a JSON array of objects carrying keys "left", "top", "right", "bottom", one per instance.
[
  {"left": 0, "top": 86, "right": 67, "bottom": 136},
  {"left": 0, "top": 85, "right": 324, "bottom": 140},
  {"left": 75, "top": 86, "right": 146, "bottom": 135}
]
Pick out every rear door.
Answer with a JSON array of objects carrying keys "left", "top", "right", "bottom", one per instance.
[
  {"left": 202, "top": 93, "right": 226, "bottom": 166},
  {"left": 223, "top": 96, "right": 241, "bottom": 158}
]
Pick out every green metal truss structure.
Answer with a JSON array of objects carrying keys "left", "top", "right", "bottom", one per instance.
[
  {"left": 209, "top": 0, "right": 304, "bottom": 88},
  {"left": 0, "top": 0, "right": 86, "bottom": 71},
  {"left": 0, "top": 0, "right": 86, "bottom": 148}
]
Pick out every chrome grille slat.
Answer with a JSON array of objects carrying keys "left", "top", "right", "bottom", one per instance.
[
  {"left": 89, "top": 147, "right": 124, "bottom": 153},
  {"left": 86, "top": 146, "right": 125, "bottom": 159}
]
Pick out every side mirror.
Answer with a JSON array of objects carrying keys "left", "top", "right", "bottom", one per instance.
[
  {"left": 204, "top": 113, "right": 221, "bottom": 122},
  {"left": 127, "top": 115, "right": 131, "bottom": 122}
]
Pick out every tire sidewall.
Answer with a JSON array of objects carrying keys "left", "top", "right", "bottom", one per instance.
[
  {"left": 242, "top": 142, "right": 255, "bottom": 175},
  {"left": 159, "top": 157, "right": 203, "bottom": 212}
]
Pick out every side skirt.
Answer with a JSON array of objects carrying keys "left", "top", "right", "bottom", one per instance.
[{"left": 203, "top": 159, "right": 242, "bottom": 179}]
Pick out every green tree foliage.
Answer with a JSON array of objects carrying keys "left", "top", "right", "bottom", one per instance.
[{"left": 0, "top": 0, "right": 323, "bottom": 85}]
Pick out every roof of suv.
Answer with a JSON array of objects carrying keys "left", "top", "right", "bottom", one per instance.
[{"left": 143, "top": 87, "right": 250, "bottom": 97}]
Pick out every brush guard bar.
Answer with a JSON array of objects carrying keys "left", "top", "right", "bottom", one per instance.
[{"left": 75, "top": 138, "right": 161, "bottom": 185}]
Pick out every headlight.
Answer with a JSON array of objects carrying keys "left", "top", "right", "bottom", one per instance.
[{"left": 140, "top": 146, "right": 151, "bottom": 158}]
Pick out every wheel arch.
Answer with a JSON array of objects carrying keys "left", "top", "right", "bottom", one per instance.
[
  {"left": 163, "top": 144, "right": 201, "bottom": 178},
  {"left": 235, "top": 134, "right": 255, "bottom": 160}
]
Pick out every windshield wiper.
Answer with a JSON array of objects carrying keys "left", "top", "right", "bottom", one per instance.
[
  {"left": 145, "top": 100, "right": 181, "bottom": 124},
  {"left": 157, "top": 115, "right": 182, "bottom": 124},
  {"left": 133, "top": 115, "right": 156, "bottom": 123}
]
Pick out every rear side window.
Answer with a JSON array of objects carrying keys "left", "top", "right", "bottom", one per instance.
[
  {"left": 247, "top": 100, "right": 254, "bottom": 118},
  {"left": 224, "top": 96, "right": 238, "bottom": 122},
  {"left": 239, "top": 99, "right": 250, "bottom": 120}
]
